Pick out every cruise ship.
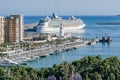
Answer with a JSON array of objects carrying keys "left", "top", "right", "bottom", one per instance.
[{"left": 36, "top": 13, "right": 85, "bottom": 33}]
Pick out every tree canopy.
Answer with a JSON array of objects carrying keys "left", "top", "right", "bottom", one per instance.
[{"left": 0, "top": 55, "right": 120, "bottom": 80}]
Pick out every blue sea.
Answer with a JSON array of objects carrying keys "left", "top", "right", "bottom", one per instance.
[{"left": 24, "top": 16, "right": 120, "bottom": 69}]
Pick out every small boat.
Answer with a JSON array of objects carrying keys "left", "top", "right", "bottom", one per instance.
[
  {"left": 40, "top": 54, "right": 49, "bottom": 57},
  {"left": 21, "top": 62, "right": 27, "bottom": 65},
  {"left": 18, "top": 57, "right": 31, "bottom": 62},
  {"left": 66, "top": 48, "right": 71, "bottom": 51},
  {"left": 30, "top": 56, "right": 39, "bottom": 61},
  {"left": 87, "top": 42, "right": 92, "bottom": 45},
  {"left": 73, "top": 47, "right": 77, "bottom": 49},
  {"left": 54, "top": 50, "right": 59, "bottom": 54},
  {"left": 87, "top": 41, "right": 96, "bottom": 45}
]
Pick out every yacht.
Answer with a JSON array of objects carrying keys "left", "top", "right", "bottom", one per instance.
[
  {"left": 0, "top": 58, "right": 18, "bottom": 66},
  {"left": 36, "top": 13, "right": 85, "bottom": 33}
]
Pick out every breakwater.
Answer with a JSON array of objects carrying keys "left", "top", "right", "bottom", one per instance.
[{"left": 97, "top": 22, "right": 120, "bottom": 25}]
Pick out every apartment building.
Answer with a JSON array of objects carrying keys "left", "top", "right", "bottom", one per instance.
[{"left": 5, "top": 15, "right": 23, "bottom": 43}]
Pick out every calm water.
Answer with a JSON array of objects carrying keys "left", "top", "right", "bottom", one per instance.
[{"left": 24, "top": 16, "right": 120, "bottom": 69}]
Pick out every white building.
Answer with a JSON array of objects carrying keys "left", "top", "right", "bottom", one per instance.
[
  {"left": 0, "top": 16, "right": 4, "bottom": 44},
  {"left": 60, "top": 24, "right": 64, "bottom": 38}
]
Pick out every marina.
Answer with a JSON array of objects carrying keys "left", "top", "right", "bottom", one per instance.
[{"left": 0, "top": 38, "right": 97, "bottom": 66}]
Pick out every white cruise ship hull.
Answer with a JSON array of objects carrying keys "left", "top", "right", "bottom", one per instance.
[{"left": 36, "top": 24, "right": 85, "bottom": 33}]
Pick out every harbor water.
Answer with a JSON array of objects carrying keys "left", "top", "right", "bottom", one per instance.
[{"left": 24, "top": 16, "right": 120, "bottom": 69}]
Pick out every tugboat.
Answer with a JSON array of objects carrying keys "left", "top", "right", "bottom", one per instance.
[{"left": 99, "top": 36, "right": 112, "bottom": 43}]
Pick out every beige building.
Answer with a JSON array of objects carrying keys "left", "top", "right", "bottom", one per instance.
[
  {"left": 0, "top": 16, "right": 4, "bottom": 44},
  {"left": 47, "top": 34, "right": 52, "bottom": 41},
  {"left": 5, "top": 15, "right": 23, "bottom": 43}
]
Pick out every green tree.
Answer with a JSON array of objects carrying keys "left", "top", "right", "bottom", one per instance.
[{"left": 109, "top": 73, "right": 115, "bottom": 80}]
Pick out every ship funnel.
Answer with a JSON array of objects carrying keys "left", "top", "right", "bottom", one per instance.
[{"left": 53, "top": 13, "right": 59, "bottom": 19}]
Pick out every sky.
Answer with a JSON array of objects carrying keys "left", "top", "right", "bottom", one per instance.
[{"left": 0, "top": 0, "right": 120, "bottom": 15}]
